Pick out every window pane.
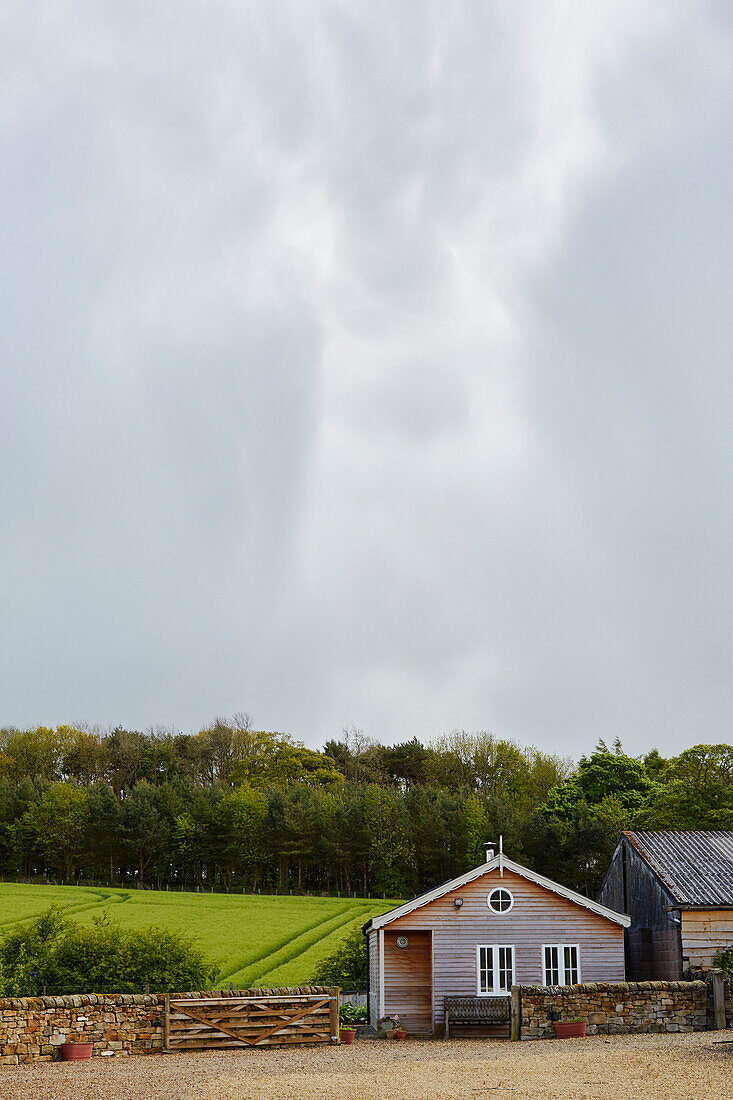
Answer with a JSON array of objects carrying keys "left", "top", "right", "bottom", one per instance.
[
  {"left": 488, "top": 888, "right": 513, "bottom": 913},
  {"left": 564, "top": 945, "right": 578, "bottom": 985},
  {"left": 479, "top": 946, "right": 494, "bottom": 993},
  {"left": 497, "top": 946, "right": 514, "bottom": 992},
  {"left": 544, "top": 945, "right": 559, "bottom": 985}
]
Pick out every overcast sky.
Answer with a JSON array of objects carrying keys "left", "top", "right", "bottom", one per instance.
[{"left": 3, "top": 2, "right": 733, "bottom": 759}]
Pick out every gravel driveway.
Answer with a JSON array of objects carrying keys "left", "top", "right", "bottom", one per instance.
[{"left": 3, "top": 1032, "right": 731, "bottom": 1100}]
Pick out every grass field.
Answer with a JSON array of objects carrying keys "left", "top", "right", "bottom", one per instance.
[{"left": 0, "top": 883, "right": 400, "bottom": 987}]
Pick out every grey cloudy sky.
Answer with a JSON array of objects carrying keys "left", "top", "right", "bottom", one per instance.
[{"left": 2, "top": 1, "right": 733, "bottom": 759}]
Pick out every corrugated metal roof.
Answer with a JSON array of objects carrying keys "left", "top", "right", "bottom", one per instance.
[{"left": 625, "top": 830, "right": 733, "bottom": 906}]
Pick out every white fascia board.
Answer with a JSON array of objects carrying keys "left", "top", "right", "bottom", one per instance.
[
  {"left": 500, "top": 858, "right": 631, "bottom": 928},
  {"left": 368, "top": 859, "right": 499, "bottom": 930},
  {"left": 368, "top": 856, "right": 631, "bottom": 930}
]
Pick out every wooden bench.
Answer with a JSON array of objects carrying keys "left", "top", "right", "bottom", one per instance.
[{"left": 443, "top": 995, "right": 511, "bottom": 1039}]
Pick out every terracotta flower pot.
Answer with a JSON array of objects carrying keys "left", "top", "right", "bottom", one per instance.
[
  {"left": 385, "top": 1029, "right": 397, "bottom": 1039},
  {"left": 554, "top": 1021, "right": 587, "bottom": 1039},
  {"left": 339, "top": 1028, "right": 357, "bottom": 1044},
  {"left": 61, "top": 1042, "right": 93, "bottom": 1060},
  {"left": 394, "top": 1029, "right": 406, "bottom": 1040}
]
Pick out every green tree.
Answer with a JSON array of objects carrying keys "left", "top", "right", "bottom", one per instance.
[
  {"left": 362, "top": 784, "right": 414, "bottom": 895},
  {"left": 542, "top": 750, "right": 653, "bottom": 819},
  {"left": 311, "top": 925, "right": 366, "bottom": 990},
  {"left": 384, "top": 738, "right": 431, "bottom": 788},
  {"left": 88, "top": 782, "right": 121, "bottom": 882},
  {"left": 106, "top": 728, "right": 148, "bottom": 799},
  {"left": 461, "top": 794, "right": 489, "bottom": 870},
  {"left": 266, "top": 744, "right": 344, "bottom": 788},
  {"left": 122, "top": 781, "right": 167, "bottom": 887},
  {"left": 0, "top": 726, "right": 73, "bottom": 782},
  {"left": 639, "top": 744, "right": 733, "bottom": 828},
  {"left": 19, "top": 782, "right": 90, "bottom": 879},
  {"left": 280, "top": 785, "right": 322, "bottom": 889},
  {"left": 219, "top": 786, "right": 268, "bottom": 889},
  {"left": 642, "top": 748, "right": 667, "bottom": 781}
]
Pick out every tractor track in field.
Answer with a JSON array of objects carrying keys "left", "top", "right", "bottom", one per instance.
[
  {"left": 0, "top": 884, "right": 398, "bottom": 988},
  {"left": 253, "top": 908, "right": 363, "bottom": 986},
  {"left": 0, "top": 888, "right": 131, "bottom": 929},
  {"left": 223, "top": 904, "right": 364, "bottom": 987},
  {"left": 216, "top": 906, "right": 350, "bottom": 984},
  {"left": 256, "top": 910, "right": 372, "bottom": 987}
]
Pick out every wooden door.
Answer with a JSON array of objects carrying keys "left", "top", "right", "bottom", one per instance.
[{"left": 384, "top": 930, "right": 432, "bottom": 1033}]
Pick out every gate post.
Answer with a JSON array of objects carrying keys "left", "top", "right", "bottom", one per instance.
[
  {"left": 329, "top": 987, "right": 340, "bottom": 1043},
  {"left": 712, "top": 971, "right": 726, "bottom": 1030},
  {"left": 510, "top": 986, "right": 521, "bottom": 1041},
  {"left": 163, "top": 995, "right": 170, "bottom": 1052}
]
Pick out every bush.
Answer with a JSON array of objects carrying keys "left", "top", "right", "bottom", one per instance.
[
  {"left": 339, "top": 1001, "right": 367, "bottom": 1025},
  {"left": 311, "top": 925, "right": 366, "bottom": 990},
  {"left": 0, "top": 905, "right": 218, "bottom": 995},
  {"left": 713, "top": 946, "right": 733, "bottom": 974}
]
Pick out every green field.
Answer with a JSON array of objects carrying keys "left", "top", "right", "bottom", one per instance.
[{"left": 0, "top": 883, "right": 400, "bottom": 988}]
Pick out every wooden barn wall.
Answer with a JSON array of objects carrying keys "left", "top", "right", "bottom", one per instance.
[
  {"left": 681, "top": 910, "right": 733, "bottom": 968},
  {"left": 598, "top": 839, "right": 682, "bottom": 981},
  {"left": 384, "top": 868, "right": 625, "bottom": 1027},
  {"left": 597, "top": 845, "right": 625, "bottom": 913}
]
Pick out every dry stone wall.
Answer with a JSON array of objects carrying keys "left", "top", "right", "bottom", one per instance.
[
  {"left": 686, "top": 967, "right": 733, "bottom": 1028},
  {"left": 518, "top": 980, "right": 709, "bottom": 1040},
  {"left": 0, "top": 986, "right": 329, "bottom": 1065},
  {"left": 0, "top": 992, "right": 164, "bottom": 1064}
]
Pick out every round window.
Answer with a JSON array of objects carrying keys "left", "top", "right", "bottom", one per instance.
[
  {"left": 487, "top": 887, "right": 514, "bottom": 914},
  {"left": 396, "top": 935, "right": 409, "bottom": 948}
]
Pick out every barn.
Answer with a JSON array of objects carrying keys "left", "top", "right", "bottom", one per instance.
[
  {"left": 364, "top": 846, "right": 630, "bottom": 1036},
  {"left": 597, "top": 830, "right": 733, "bottom": 980}
]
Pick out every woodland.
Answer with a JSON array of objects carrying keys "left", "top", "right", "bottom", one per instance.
[{"left": 0, "top": 717, "right": 730, "bottom": 900}]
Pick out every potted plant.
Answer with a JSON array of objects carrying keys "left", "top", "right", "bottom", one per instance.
[
  {"left": 378, "top": 1014, "right": 404, "bottom": 1039},
  {"left": 339, "top": 1002, "right": 363, "bottom": 1044},
  {"left": 554, "top": 1016, "right": 587, "bottom": 1039},
  {"left": 60, "top": 1035, "right": 93, "bottom": 1060}
]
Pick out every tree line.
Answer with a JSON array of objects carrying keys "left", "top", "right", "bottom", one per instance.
[{"left": 0, "top": 717, "right": 731, "bottom": 899}]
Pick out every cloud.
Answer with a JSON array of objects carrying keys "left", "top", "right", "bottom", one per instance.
[{"left": 1, "top": 2, "right": 731, "bottom": 757}]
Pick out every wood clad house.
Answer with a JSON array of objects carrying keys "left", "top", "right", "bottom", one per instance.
[
  {"left": 363, "top": 848, "right": 630, "bottom": 1035},
  {"left": 597, "top": 830, "right": 733, "bottom": 980}
]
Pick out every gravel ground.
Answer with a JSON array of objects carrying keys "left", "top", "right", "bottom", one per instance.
[{"left": 3, "top": 1032, "right": 731, "bottom": 1100}]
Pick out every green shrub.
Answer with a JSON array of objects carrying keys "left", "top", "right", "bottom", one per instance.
[
  {"left": 713, "top": 946, "right": 733, "bottom": 974},
  {"left": 311, "top": 925, "right": 366, "bottom": 989},
  {"left": 0, "top": 905, "right": 218, "bottom": 995},
  {"left": 339, "top": 1001, "right": 367, "bottom": 1025}
]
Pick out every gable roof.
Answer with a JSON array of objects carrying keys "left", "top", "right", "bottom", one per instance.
[
  {"left": 364, "top": 854, "right": 630, "bottom": 931},
  {"left": 624, "top": 830, "right": 733, "bottom": 907}
]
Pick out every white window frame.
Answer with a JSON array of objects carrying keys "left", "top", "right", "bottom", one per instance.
[
  {"left": 542, "top": 943, "right": 581, "bottom": 986},
  {"left": 487, "top": 887, "right": 514, "bottom": 914},
  {"left": 476, "top": 943, "right": 515, "bottom": 997}
]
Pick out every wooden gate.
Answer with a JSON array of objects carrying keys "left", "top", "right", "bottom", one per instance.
[{"left": 164, "top": 990, "right": 340, "bottom": 1051}]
